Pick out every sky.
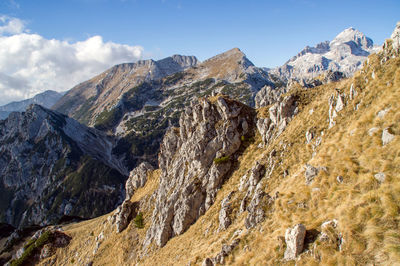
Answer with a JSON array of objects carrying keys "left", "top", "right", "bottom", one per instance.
[{"left": 0, "top": 0, "right": 399, "bottom": 105}]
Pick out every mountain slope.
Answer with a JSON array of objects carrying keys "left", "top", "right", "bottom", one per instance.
[
  {"left": 27, "top": 23, "right": 400, "bottom": 266},
  {"left": 0, "top": 90, "right": 65, "bottom": 120},
  {"left": 0, "top": 105, "right": 127, "bottom": 227},
  {"left": 53, "top": 49, "right": 273, "bottom": 170},
  {"left": 271, "top": 27, "right": 381, "bottom": 83}
]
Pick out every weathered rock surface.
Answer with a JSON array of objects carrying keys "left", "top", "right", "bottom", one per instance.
[
  {"left": 218, "top": 192, "right": 234, "bottom": 231},
  {"left": 144, "top": 96, "right": 255, "bottom": 247},
  {"left": 254, "top": 85, "right": 284, "bottom": 108},
  {"left": 284, "top": 224, "right": 306, "bottom": 260},
  {"left": 305, "top": 164, "right": 319, "bottom": 185},
  {"left": 244, "top": 188, "right": 270, "bottom": 229},
  {"left": 113, "top": 200, "right": 135, "bottom": 233},
  {"left": 391, "top": 21, "right": 400, "bottom": 52},
  {"left": 125, "top": 162, "right": 154, "bottom": 200},
  {"left": 257, "top": 95, "right": 298, "bottom": 146}
]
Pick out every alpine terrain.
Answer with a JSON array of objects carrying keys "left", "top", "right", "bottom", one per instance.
[{"left": 0, "top": 22, "right": 399, "bottom": 266}]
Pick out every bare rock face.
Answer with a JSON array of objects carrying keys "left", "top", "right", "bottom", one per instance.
[
  {"left": 257, "top": 95, "right": 298, "bottom": 146},
  {"left": 244, "top": 188, "right": 270, "bottom": 229},
  {"left": 144, "top": 96, "right": 255, "bottom": 247},
  {"left": 113, "top": 200, "right": 135, "bottom": 233},
  {"left": 328, "top": 91, "right": 347, "bottom": 128},
  {"left": 391, "top": 21, "right": 400, "bottom": 52},
  {"left": 218, "top": 192, "right": 234, "bottom": 231},
  {"left": 284, "top": 224, "right": 306, "bottom": 260},
  {"left": 125, "top": 162, "right": 154, "bottom": 200},
  {"left": 254, "top": 85, "right": 284, "bottom": 108}
]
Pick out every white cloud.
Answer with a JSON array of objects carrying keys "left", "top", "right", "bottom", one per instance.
[
  {"left": 0, "top": 16, "right": 144, "bottom": 105},
  {"left": 0, "top": 15, "right": 26, "bottom": 35}
]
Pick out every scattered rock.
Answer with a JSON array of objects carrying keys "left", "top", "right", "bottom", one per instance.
[
  {"left": 336, "top": 176, "right": 343, "bottom": 183},
  {"left": 239, "top": 161, "right": 265, "bottom": 192},
  {"left": 205, "top": 238, "right": 240, "bottom": 265},
  {"left": 305, "top": 164, "right": 319, "bottom": 185},
  {"left": 382, "top": 127, "right": 395, "bottom": 145},
  {"left": 284, "top": 224, "right": 306, "bottom": 260},
  {"left": 374, "top": 172, "right": 386, "bottom": 183}
]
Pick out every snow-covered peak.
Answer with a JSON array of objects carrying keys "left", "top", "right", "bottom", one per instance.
[{"left": 330, "top": 27, "right": 373, "bottom": 49}]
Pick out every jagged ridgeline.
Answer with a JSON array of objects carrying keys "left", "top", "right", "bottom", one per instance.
[
  {"left": 0, "top": 105, "right": 126, "bottom": 227},
  {"left": 53, "top": 49, "right": 273, "bottom": 169},
  {"left": 16, "top": 23, "right": 399, "bottom": 265}
]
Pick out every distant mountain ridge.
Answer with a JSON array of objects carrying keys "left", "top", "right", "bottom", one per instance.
[
  {"left": 0, "top": 90, "right": 66, "bottom": 120},
  {"left": 0, "top": 104, "right": 127, "bottom": 227},
  {"left": 270, "top": 27, "right": 381, "bottom": 82}
]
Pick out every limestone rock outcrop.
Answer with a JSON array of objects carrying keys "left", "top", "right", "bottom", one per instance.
[
  {"left": 257, "top": 95, "right": 298, "bottom": 146},
  {"left": 125, "top": 162, "right": 154, "bottom": 200},
  {"left": 284, "top": 224, "right": 306, "bottom": 260},
  {"left": 144, "top": 96, "right": 255, "bottom": 247}
]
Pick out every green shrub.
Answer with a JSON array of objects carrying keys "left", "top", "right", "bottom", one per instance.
[
  {"left": 134, "top": 212, "right": 144, "bottom": 229},
  {"left": 213, "top": 156, "right": 230, "bottom": 164},
  {"left": 10, "top": 231, "right": 54, "bottom": 266}
]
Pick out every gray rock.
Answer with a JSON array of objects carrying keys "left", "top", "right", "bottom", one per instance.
[
  {"left": 254, "top": 85, "right": 283, "bottom": 108},
  {"left": 125, "top": 162, "right": 154, "bottom": 200},
  {"left": 284, "top": 224, "right": 306, "bottom": 260},
  {"left": 114, "top": 200, "right": 134, "bottom": 233},
  {"left": 391, "top": 21, "right": 400, "bottom": 52},
  {"left": 202, "top": 258, "right": 214, "bottom": 266},
  {"left": 257, "top": 95, "right": 297, "bottom": 146},
  {"left": 337, "top": 176, "right": 343, "bottom": 183},
  {"left": 144, "top": 96, "right": 254, "bottom": 247},
  {"left": 374, "top": 172, "right": 386, "bottom": 183},
  {"left": 218, "top": 192, "right": 233, "bottom": 231},
  {"left": 349, "top": 83, "right": 357, "bottom": 100},
  {"left": 244, "top": 188, "right": 270, "bottom": 229},
  {"left": 305, "top": 130, "right": 314, "bottom": 144},
  {"left": 305, "top": 164, "right": 319, "bottom": 185},
  {"left": 382, "top": 127, "right": 395, "bottom": 146}
]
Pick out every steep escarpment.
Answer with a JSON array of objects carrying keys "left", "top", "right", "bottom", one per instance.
[{"left": 0, "top": 105, "right": 127, "bottom": 227}]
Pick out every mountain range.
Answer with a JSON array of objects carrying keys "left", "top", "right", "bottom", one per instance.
[
  {"left": 1, "top": 24, "right": 399, "bottom": 265},
  {"left": 0, "top": 90, "right": 65, "bottom": 120}
]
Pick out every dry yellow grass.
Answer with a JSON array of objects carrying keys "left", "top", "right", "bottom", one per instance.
[{"left": 42, "top": 51, "right": 400, "bottom": 265}]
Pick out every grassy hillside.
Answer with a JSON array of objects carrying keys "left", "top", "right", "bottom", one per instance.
[{"left": 38, "top": 44, "right": 399, "bottom": 265}]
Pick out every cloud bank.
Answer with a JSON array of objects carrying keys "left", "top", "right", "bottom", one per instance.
[{"left": 0, "top": 15, "right": 144, "bottom": 105}]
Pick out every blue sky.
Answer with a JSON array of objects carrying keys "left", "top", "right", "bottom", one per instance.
[
  {"left": 2, "top": 0, "right": 399, "bottom": 66},
  {"left": 0, "top": 0, "right": 399, "bottom": 104}
]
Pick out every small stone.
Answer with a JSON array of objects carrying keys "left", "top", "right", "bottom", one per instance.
[
  {"left": 382, "top": 128, "right": 395, "bottom": 145},
  {"left": 202, "top": 258, "right": 213, "bottom": 266},
  {"left": 368, "top": 127, "right": 379, "bottom": 136},
  {"left": 305, "top": 164, "right": 319, "bottom": 185},
  {"left": 377, "top": 108, "right": 390, "bottom": 119},
  {"left": 374, "top": 172, "right": 386, "bottom": 183},
  {"left": 336, "top": 176, "right": 343, "bottom": 183},
  {"left": 284, "top": 224, "right": 306, "bottom": 260}
]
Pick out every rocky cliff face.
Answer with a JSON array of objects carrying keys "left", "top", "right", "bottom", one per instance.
[
  {"left": 270, "top": 28, "right": 380, "bottom": 83},
  {"left": 144, "top": 96, "right": 255, "bottom": 247},
  {"left": 0, "top": 90, "right": 65, "bottom": 120},
  {"left": 0, "top": 105, "right": 127, "bottom": 227}
]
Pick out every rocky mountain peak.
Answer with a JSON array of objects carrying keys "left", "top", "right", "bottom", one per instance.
[{"left": 330, "top": 27, "right": 373, "bottom": 49}]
